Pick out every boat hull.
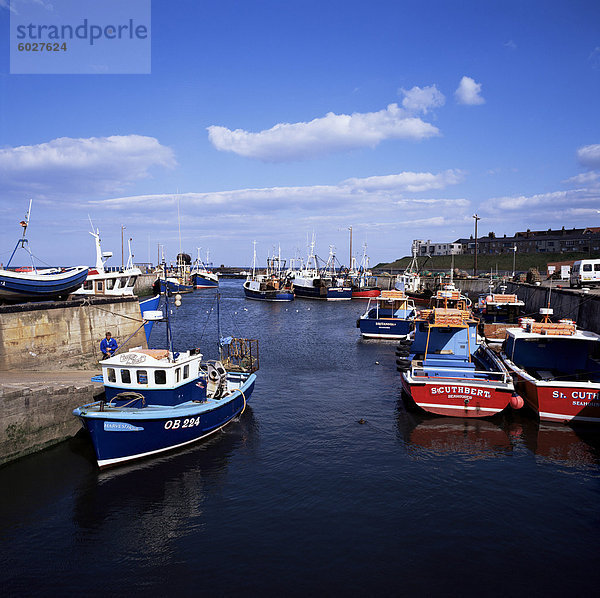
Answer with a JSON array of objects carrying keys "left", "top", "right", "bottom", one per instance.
[
  {"left": 352, "top": 288, "right": 381, "bottom": 298},
  {"left": 292, "top": 284, "right": 328, "bottom": 299},
  {"left": 359, "top": 317, "right": 412, "bottom": 339},
  {"left": 74, "top": 375, "right": 256, "bottom": 468},
  {"left": 401, "top": 373, "right": 515, "bottom": 418},
  {"left": 160, "top": 279, "right": 193, "bottom": 294},
  {"left": 0, "top": 267, "right": 89, "bottom": 303},
  {"left": 192, "top": 274, "right": 219, "bottom": 288},
  {"left": 326, "top": 286, "right": 352, "bottom": 300},
  {"left": 503, "top": 358, "right": 600, "bottom": 423},
  {"left": 243, "top": 286, "right": 294, "bottom": 301}
]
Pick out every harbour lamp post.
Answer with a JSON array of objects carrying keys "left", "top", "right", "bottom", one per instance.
[
  {"left": 473, "top": 214, "right": 480, "bottom": 277},
  {"left": 121, "top": 225, "right": 126, "bottom": 270},
  {"left": 512, "top": 244, "right": 517, "bottom": 278}
]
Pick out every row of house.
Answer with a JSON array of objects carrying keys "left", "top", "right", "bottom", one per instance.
[{"left": 416, "top": 227, "right": 600, "bottom": 256}]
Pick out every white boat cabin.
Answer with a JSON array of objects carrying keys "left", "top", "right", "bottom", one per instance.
[{"left": 102, "top": 348, "right": 204, "bottom": 390}]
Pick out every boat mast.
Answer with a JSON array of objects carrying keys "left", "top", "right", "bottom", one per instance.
[
  {"left": 348, "top": 226, "right": 352, "bottom": 271},
  {"left": 126, "top": 237, "right": 134, "bottom": 270},
  {"left": 7, "top": 199, "right": 34, "bottom": 270}
]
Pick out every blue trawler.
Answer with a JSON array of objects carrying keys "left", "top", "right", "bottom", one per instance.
[
  {"left": 289, "top": 239, "right": 352, "bottom": 300},
  {"left": 357, "top": 290, "right": 416, "bottom": 339},
  {"left": 74, "top": 286, "right": 259, "bottom": 468},
  {"left": 243, "top": 243, "right": 294, "bottom": 302},
  {"left": 191, "top": 248, "right": 219, "bottom": 288}
]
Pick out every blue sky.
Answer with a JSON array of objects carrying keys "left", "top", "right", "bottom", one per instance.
[{"left": 1, "top": 0, "right": 599, "bottom": 268}]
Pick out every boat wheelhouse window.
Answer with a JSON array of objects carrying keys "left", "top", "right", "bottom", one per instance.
[
  {"left": 113, "top": 278, "right": 121, "bottom": 289},
  {"left": 106, "top": 278, "right": 115, "bottom": 290},
  {"left": 127, "top": 276, "right": 137, "bottom": 287},
  {"left": 137, "top": 370, "right": 148, "bottom": 384},
  {"left": 155, "top": 370, "right": 167, "bottom": 384},
  {"left": 83, "top": 280, "right": 93, "bottom": 290},
  {"left": 120, "top": 369, "right": 131, "bottom": 384},
  {"left": 176, "top": 367, "right": 181, "bottom": 383},
  {"left": 595, "top": 264, "right": 600, "bottom": 271},
  {"left": 583, "top": 264, "right": 592, "bottom": 272},
  {"left": 183, "top": 364, "right": 189, "bottom": 379},
  {"left": 97, "top": 281, "right": 103, "bottom": 291},
  {"left": 107, "top": 368, "right": 116, "bottom": 383}
]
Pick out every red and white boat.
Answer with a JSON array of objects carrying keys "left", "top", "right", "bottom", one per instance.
[
  {"left": 399, "top": 285, "right": 523, "bottom": 418},
  {"left": 501, "top": 316, "right": 600, "bottom": 424}
]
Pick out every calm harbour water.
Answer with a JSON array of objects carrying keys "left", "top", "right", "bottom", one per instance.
[{"left": 2, "top": 280, "right": 600, "bottom": 596}]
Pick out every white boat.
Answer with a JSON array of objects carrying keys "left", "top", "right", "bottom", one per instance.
[{"left": 72, "top": 223, "right": 142, "bottom": 297}]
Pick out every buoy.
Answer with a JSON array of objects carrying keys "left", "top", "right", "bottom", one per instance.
[
  {"left": 375, "top": 361, "right": 379, "bottom": 365},
  {"left": 510, "top": 394, "right": 524, "bottom": 410},
  {"left": 358, "top": 418, "right": 366, "bottom": 425}
]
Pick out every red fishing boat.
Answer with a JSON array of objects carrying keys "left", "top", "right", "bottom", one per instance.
[
  {"left": 501, "top": 316, "right": 600, "bottom": 424},
  {"left": 399, "top": 285, "right": 523, "bottom": 418}
]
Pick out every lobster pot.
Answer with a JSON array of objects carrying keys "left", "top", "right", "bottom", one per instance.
[{"left": 221, "top": 338, "right": 260, "bottom": 372}]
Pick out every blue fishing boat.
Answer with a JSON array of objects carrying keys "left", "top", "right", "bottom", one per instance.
[
  {"left": 243, "top": 242, "right": 294, "bottom": 301},
  {"left": 357, "top": 290, "right": 416, "bottom": 339},
  {"left": 160, "top": 277, "right": 194, "bottom": 294},
  {"left": 398, "top": 285, "right": 522, "bottom": 418},
  {"left": 0, "top": 201, "right": 88, "bottom": 304},
  {"left": 289, "top": 238, "right": 351, "bottom": 300},
  {"left": 73, "top": 282, "right": 259, "bottom": 468},
  {"left": 191, "top": 248, "right": 219, "bottom": 288}
]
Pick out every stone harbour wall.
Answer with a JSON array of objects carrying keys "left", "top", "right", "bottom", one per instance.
[
  {"left": 0, "top": 296, "right": 149, "bottom": 371},
  {"left": 0, "top": 375, "right": 103, "bottom": 467},
  {"left": 504, "top": 282, "right": 600, "bottom": 334}
]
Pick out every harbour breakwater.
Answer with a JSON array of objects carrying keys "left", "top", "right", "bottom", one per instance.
[{"left": 0, "top": 296, "right": 149, "bottom": 465}]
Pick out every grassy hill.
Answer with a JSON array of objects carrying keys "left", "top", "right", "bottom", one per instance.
[{"left": 374, "top": 251, "right": 600, "bottom": 274}]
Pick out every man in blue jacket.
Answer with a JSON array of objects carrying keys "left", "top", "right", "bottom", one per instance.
[{"left": 100, "top": 331, "right": 118, "bottom": 360}]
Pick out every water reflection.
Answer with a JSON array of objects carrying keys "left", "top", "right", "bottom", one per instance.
[
  {"left": 396, "top": 403, "right": 512, "bottom": 458},
  {"left": 71, "top": 405, "right": 258, "bottom": 553},
  {"left": 510, "top": 414, "right": 600, "bottom": 467},
  {"left": 397, "top": 395, "right": 600, "bottom": 466}
]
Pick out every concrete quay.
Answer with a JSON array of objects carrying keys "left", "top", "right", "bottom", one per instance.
[{"left": 0, "top": 371, "right": 103, "bottom": 467}]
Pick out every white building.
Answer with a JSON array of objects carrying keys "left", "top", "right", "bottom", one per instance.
[{"left": 415, "top": 240, "right": 462, "bottom": 256}]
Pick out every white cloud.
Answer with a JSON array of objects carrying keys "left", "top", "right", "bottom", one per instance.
[
  {"left": 563, "top": 171, "right": 600, "bottom": 187},
  {"left": 94, "top": 169, "right": 464, "bottom": 214},
  {"left": 483, "top": 189, "right": 600, "bottom": 215},
  {"left": 455, "top": 76, "right": 485, "bottom": 105},
  {"left": 342, "top": 169, "right": 464, "bottom": 193},
  {"left": 504, "top": 40, "right": 517, "bottom": 50},
  {"left": 577, "top": 144, "right": 600, "bottom": 169},
  {"left": 86, "top": 171, "right": 469, "bottom": 265},
  {"left": 400, "top": 85, "right": 445, "bottom": 114},
  {"left": 207, "top": 103, "right": 440, "bottom": 162},
  {"left": 0, "top": 135, "right": 176, "bottom": 198}
]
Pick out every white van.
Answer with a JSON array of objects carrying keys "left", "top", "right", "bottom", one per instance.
[{"left": 570, "top": 259, "right": 600, "bottom": 288}]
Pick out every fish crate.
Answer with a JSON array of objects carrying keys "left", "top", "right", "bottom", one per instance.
[{"left": 221, "top": 338, "right": 260, "bottom": 373}]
